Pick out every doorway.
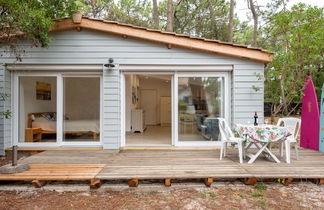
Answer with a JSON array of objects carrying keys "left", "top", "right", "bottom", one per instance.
[
  {"left": 140, "top": 89, "right": 157, "bottom": 125},
  {"left": 124, "top": 74, "right": 172, "bottom": 146}
]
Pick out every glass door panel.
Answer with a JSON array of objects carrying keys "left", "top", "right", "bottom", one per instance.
[
  {"left": 178, "top": 77, "right": 224, "bottom": 142},
  {"left": 63, "top": 77, "right": 100, "bottom": 142},
  {"left": 18, "top": 76, "right": 57, "bottom": 143}
]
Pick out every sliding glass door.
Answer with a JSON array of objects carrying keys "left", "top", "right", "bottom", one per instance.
[
  {"left": 14, "top": 73, "right": 102, "bottom": 146},
  {"left": 176, "top": 73, "right": 228, "bottom": 145},
  {"left": 18, "top": 76, "right": 58, "bottom": 143},
  {"left": 63, "top": 77, "right": 100, "bottom": 142}
]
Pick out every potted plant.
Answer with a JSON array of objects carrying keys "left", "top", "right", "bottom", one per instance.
[
  {"left": 71, "top": 1, "right": 84, "bottom": 24},
  {"left": 72, "top": 11, "right": 82, "bottom": 24}
]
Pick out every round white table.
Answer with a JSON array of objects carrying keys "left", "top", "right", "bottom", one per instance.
[{"left": 234, "top": 124, "right": 292, "bottom": 164}]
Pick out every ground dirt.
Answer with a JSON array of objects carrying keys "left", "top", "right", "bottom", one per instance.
[
  {"left": 0, "top": 156, "right": 10, "bottom": 167},
  {"left": 0, "top": 181, "right": 323, "bottom": 210}
]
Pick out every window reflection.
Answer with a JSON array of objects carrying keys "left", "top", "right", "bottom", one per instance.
[{"left": 178, "top": 77, "right": 224, "bottom": 141}]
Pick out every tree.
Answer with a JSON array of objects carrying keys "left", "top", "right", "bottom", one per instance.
[
  {"left": 0, "top": 0, "right": 76, "bottom": 60},
  {"left": 152, "top": 0, "right": 159, "bottom": 29},
  {"left": 171, "top": 0, "right": 230, "bottom": 40},
  {"left": 247, "top": 0, "right": 258, "bottom": 47},
  {"left": 264, "top": 4, "right": 324, "bottom": 115},
  {"left": 227, "top": 0, "right": 235, "bottom": 42},
  {"left": 166, "top": 0, "right": 173, "bottom": 32},
  {"left": 81, "top": 0, "right": 113, "bottom": 18},
  {"left": 105, "top": 0, "right": 152, "bottom": 28}
]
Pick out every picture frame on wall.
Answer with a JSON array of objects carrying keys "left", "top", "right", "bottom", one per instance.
[{"left": 36, "top": 82, "right": 51, "bottom": 100}]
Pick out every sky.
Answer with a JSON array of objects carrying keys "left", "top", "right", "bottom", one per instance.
[{"left": 235, "top": 0, "right": 324, "bottom": 22}]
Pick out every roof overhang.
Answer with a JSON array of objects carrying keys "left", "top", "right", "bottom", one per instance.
[{"left": 50, "top": 17, "right": 273, "bottom": 63}]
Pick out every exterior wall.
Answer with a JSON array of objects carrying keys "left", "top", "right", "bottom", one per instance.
[
  {"left": 0, "top": 29, "right": 264, "bottom": 151},
  {"left": 0, "top": 65, "right": 11, "bottom": 155},
  {"left": 233, "top": 64, "right": 264, "bottom": 124}
]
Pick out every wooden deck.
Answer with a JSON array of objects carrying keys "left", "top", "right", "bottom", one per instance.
[{"left": 0, "top": 149, "right": 323, "bottom": 187}]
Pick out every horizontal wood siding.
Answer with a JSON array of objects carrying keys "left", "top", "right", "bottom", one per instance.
[
  {"left": 103, "top": 69, "right": 120, "bottom": 149},
  {"left": 0, "top": 29, "right": 265, "bottom": 149},
  {"left": 233, "top": 63, "right": 264, "bottom": 124},
  {"left": 0, "top": 66, "right": 11, "bottom": 155}
]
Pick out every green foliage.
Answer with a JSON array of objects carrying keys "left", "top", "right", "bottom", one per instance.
[
  {"left": 263, "top": 4, "right": 324, "bottom": 115},
  {"left": 105, "top": 0, "right": 152, "bottom": 28},
  {"left": 166, "top": 0, "right": 230, "bottom": 40},
  {"left": 0, "top": 0, "right": 76, "bottom": 60},
  {"left": 250, "top": 191, "right": 263, "bottom": 197},
  {"left": 0, "top": 93, "right": 11, "bottom": 119},
  {"left": 255, "top": 182, "right": 267, "bottom": 190}
]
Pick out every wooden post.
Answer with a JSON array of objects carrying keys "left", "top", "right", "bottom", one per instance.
[
  {"left": 319, "top": 179, "right": 324, "bottom": 185},
  {"left": 32, "top": 180, "right": 47, "bottom": 188},
  {"left": 283, "top": 178, "right": 293, "bottom": 186},
  {"left": 244, "top": 178, "right": 257, "bottom": 185},
  {"left": 312, "top": 179, "right": 324, "bottom": 185},
  {"left": 165, "top": 178, "right": 171, "bottom": 187},
  {"left": 90, "top": 179, "right": 101, "bottom": 189},
  {"left": 203, "top": 178, "right": 213, "bottom": 187},
  {"left": 128, "top": 179, "right": 139, "bottom": 187}
]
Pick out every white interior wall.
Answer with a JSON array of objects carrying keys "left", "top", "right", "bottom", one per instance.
[
  {"left": 64, "top": 77, "right": 100, "bottom": 120},
  {"left": 125, "top": 75, "right": 132, "bottom": 132},
  {"left": 139, "top": 77, "right": 171, "bottom": 124},
  {"left": 125, "top": 74, "right": 140, "bottom": 131},
  {"left": 125, "top": 75, "right": 171, "bottom": 130},
  {"left": 19, "top": 77, "right": 57, "bottom": 141}
]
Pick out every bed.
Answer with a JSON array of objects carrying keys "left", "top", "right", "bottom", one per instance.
[{"left": 27, "top": 112, "right": 100, "bottom": 141}]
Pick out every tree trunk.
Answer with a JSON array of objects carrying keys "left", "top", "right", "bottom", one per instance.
[
  {"left": 152, "top": 0, "right": 159, "bottom": 29},
  {"left": 248, "top": 0, "right": 258, "bottom": 47},
  {"left": 207, "top": 0, "right": 218, "bottom": 39},
  {"left": 166, "top": 0, "right": 173, "bottom": 32},
  {"left": 227, "top": 0, "right": 235, "bottom": 42}
]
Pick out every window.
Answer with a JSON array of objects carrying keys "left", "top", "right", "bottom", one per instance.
[{"left": 178, "top": 77, "right": 224, "bottom": 142}]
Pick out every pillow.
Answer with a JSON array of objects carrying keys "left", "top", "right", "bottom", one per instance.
[{"left": 41, "top": 113, "right": 56, "bottom": 121}]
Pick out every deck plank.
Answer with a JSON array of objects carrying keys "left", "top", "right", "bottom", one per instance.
[{"left": 0, "top": 149, "right": 322, "bottom": 182}]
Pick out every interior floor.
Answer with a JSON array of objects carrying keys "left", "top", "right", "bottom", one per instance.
[{"left": 126, "top": 125, "right": 171, "bottom": 145}]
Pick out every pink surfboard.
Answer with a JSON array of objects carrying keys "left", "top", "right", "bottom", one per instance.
[{"left": 300, "top": 76, "right": 319, "bottom": 150}]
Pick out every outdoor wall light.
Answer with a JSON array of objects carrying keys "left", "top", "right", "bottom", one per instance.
[{"left": 104, "top": 58, "right": 115, "bottom": 68}]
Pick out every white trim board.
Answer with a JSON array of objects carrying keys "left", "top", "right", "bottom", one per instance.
[
  {"left": 7, "top": 64, "right": 103, "bottom": 71},
  {"left": 119, "top": 64, "right": 233, "bottom": 71}
]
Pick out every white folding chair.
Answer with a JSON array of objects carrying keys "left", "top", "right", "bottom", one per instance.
[
  {"left": 277, "top": 118, "right": 301, "bottom": 161},
  {"left": 218, "top": 118, "right": 245, "bottom": 164}
]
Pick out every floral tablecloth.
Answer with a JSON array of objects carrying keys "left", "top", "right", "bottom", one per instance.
[{"left": 234, "top": 124, "right": 291, "bottom": 143}]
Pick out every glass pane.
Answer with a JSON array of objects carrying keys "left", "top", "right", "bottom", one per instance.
[
  {"left": 178, "top": 77, "right": 224, "bottom": 141},
  {"left": 19, "top": 76, "right": 57, "bottom": 143},
  {"left": 63, "top": 77, "right": 100, "bottom": 142}
]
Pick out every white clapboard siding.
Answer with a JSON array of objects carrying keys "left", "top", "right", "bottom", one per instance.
[
  {"left": 0, "top": 29, "right": 265, "bottom": 150},
  {"left": 0, "top": 65, "right": 11, "bottom": 155},
  {"left": 233, "top": 63, "right": 264, "bottom": 125}
]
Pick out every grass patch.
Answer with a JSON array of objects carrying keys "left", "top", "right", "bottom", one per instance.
[
  {"left": 251, "top": 191, "right": 264, "bottom": 198},
  {"left": 255, "top": 199, "right": 268, "bottom": 209},
  {"left": 209, "top": 192, "right": 217, "bottom": 199},
  {"left": 197, "top": 192, "right": 208, "bottom": 198},
  {"left": 255, "top": 182, "right": 267, "bottom": 190},
  {"left": 239, "top": 192, "right": 246, "bottom": 198}
]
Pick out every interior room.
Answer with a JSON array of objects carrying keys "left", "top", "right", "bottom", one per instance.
[
  {"left": 18, "top": 76, "right": 100, "bottom": 143},
  {"left": 178, "top": 77, "right": 224, "bottom": 142},
  {"left": 125, "top": 74, "right": 172, "bottom": 145}
]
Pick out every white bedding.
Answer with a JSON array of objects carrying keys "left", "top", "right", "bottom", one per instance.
[{"left": 32, "top": 117, "right": 100, "bottom": 133}]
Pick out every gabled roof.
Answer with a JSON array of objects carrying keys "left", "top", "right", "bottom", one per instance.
[{"left": 51, "top": 16, "right": 273, "bottom": 63}]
